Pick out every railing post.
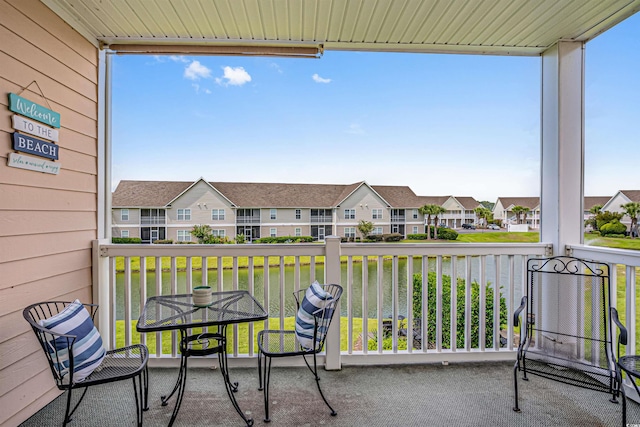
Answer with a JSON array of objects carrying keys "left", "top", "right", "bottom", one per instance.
[
  {"left": 324, "top": 235, "right": 342, "bottom": 370},
  {"left": 92, "top": 239, "right": 111, "bottom": 349}
]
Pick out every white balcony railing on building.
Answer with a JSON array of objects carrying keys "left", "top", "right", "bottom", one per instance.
[
  {"left": 96, "top": 238, "right": 562, "bottom": 367},
  {"left": 140, "top": 216, "right": 166, "bottom": 225}
]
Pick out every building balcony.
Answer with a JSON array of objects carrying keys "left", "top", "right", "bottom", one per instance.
[
  {"left": 140, "top": 216, "right": 166, "bottom": 225},
  {"left": 236, "top": 216, "right": 261, "bottom": 224},
  {"left": 310, "top": 215, "right": 332, "bottom": 223}
]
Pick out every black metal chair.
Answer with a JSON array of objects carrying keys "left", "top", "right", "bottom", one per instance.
[
  {"left": 23, "top": 301, "right": 149, "bottom": 426},
  {"left": 257, "top": 283, "right": 343, "bottom": 423},
  {"left": 513, "top": 256, "right": 621, "bottom": 413},
  {"left": 611, "top": 307, "right": 639, "bottom": 427}
]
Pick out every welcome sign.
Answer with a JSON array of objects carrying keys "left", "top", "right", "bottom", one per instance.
[{"left": 8, "top": 93, "right": 60, "bottom": 128}]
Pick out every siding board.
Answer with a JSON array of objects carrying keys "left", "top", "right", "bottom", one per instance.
[
  {"left": 0, "top": 164, "right": 97, "bottom": 193},
  {"left": 0, "top": 230, "right": 95, "bottom": 264},
  {"left": 0, "top": 25, "right": 96, "bottom": 99},
  {"left": 0, "top": 211, "right": 96, "bottom": 237},
  {"left": 0, "top": 370, "right": 59, "bottom": 426},
  {"left": 7, "top": 0, "right": 98, "bottom": 65},
  {"left": 0, "top": 1, "right": 96, "bottom": 77},
  {"left": 0, "top": 184, "right": 96, "bottom": 211},
  {"left": 0, "top": 268, "right": 92, "bottom": 317}
]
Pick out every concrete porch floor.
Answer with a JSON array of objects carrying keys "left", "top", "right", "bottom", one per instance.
[{"left": 20, "top": 361, "right": 639, "bottom": 427}]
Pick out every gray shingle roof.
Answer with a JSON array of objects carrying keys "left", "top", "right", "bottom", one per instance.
[
  {"left": 496, "top": 197, "right": 540, "bottom": 209},
  {"left": 620, "top": 190, "right": 640, "bottom": 203},
  {"left": 112, "top": 180, "right": 192, "bottom": 207},
  {"left": 584, "top": 196, "right": 611, "bottom": 210}
]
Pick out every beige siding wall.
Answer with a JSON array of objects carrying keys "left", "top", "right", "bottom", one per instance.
[
  {"left": 0, "top": 1, "right": 98, "bottom": 425},
  {"left": 338, "top": 185, "right": 387, "bottom": 226}
]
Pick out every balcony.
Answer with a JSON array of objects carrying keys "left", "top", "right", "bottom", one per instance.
[
  {"left": 140, "top": 216, "right": 166, "bottom": 225},
  {"left": 237, "top": 216, "right": 261, "bottom": 224},
  {"left": 21, "top": 361, "right": 639, "bottom": 426},
  {"left": 310, "top": 215, "right": 332, "bottom": 223}
]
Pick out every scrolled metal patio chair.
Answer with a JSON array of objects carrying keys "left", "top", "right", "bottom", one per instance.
[
  {"left": 257, "top": 283, "right": 343, "bottom": 423},
  {"left": 512, "top": 256, "right": 622, "bottom": 415},
  {"left": 23, "top": 301, "right": 149, "bottom": 426}
]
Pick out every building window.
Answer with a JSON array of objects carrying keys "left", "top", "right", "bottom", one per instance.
[
  {"left": 372, "top": 227, "right": 383, "bottom": 235},
  {"left": 177, "top": 208, "right": 191, "bottom": 220},
  {"left": 121, "top": 230, "right": 129, "bottom": 238},
  {"left": 345, "top": 227, "right": 356, "bottom": 238},
  {"left": 270, "top": 208, "right": 277, "bottom": 220},
  {"left": 413, "top": 209, "right": 419, "bottom": 219},
  {"left": 212, "top": 229, "right": 226, "bottom": 237},
  {"left": 121, "top": 209, "right": 129, "bottom": 221},
  {"left": 295, "top": 209, "right": 301, "bottom": 219},
  {"left": 295, "top": 227, "right": 301, "bottom": 236},
  {"left": 211, "top": 209, "right": 225, "bottom": 220},
  {"left": 344, "top": 209, "right": 356, "bottom": 219},
  {"left": 177, "top": 230, "right": 191, "bottom": 242},
  {"left": 372, "top": 208, "right": 383, "bottom": 219},
  {"left": 270, "top": 228, "right": 277, "bottom": 237},
  {"left": 413, "top": 226, "right": 418, "bottom": 234}
]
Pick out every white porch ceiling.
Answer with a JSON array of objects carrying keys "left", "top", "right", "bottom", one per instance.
[{"left": 43, "top": 0, "right": 640, "bottom": 56}]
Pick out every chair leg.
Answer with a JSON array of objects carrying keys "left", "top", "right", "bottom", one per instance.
[
  {"left": 258, "top": 348, "right": 263, "bottom": 391},
  {"left": 143, "top": 364, "right": 149, "bottom": 411},
  {"left": 310, "top": 353, "right": 337, "bottom": 416},
  {"left": 513, "top": 361, "right": 521, "bottom": 412},
  {"left": 64, "top": 387, "right": 89, "bottom": 425},
  {"left": 133, "top": 375, "right": 143, "bottom": 427},
  {"left": 263, "top": 356, "right": 272, "bottom": 423}
]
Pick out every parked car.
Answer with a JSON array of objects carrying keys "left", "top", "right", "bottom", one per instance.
[
  {"left": 461, "top": 223, "right": 476, "bottom": 230},
  {"left": 487, "top": 224, "right": 500, "bottom": 230}
]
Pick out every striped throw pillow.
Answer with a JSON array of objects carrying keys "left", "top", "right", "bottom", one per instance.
[
  {"left": 295, "top": 281, "right": 334, "bottom": 351},
  {"left": 40, "top": 300, "right": 106, "bottom": 383}
]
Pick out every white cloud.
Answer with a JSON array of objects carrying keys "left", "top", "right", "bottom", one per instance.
[
  {"left": 270, "top": 63, "right": 283, "bottom": 74},
  {"left": 215, "top": 66, "right": 252, "bottom": 86},
  {"left": 204, "top": 88, "right": 211, "bottom": 94},
  {"left": 170, "top": 55, "right": 189, "bottom": 63},
  {"left": 346, "top": 123, "right": 364, "bottom": 135},
  {"left": 191, "top": 83, "right": 200, "bottom": 93},
  {"left": 312, "top": 73, "right": 331, "bottom": 83},
  {"left": 184, "top": 61, "right": 212, "bottom": 80}
]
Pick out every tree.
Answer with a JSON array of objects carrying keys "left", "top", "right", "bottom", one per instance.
[
  {"left": 474, "top": 206, "right": 493, "bottom": 228},
  {"left": 432, "top": 206, "right": 447, "bottom": 239},
  {"left": 595, "top": 210, "right": 624, "bottom": 231},
  {"left": 511, "top": 206, "right": 530, "bottom": 225},
  {"left": 479, "top": 200, "right": 495, "bottom": 211},
  {"left": 621, "top": 202, "right": 640, "bottom": 238},
  {"left": 419, "top": 204, "right": 441, "bottom": 240},
  {"left": 586, "top": 204, "right": 603, "bottom": 231},
  {"left": 190, "top": 224, "right": 212, "bottom": 243},
  {"left": 357, "top": 220, "right": 374, "bottom": 241}
]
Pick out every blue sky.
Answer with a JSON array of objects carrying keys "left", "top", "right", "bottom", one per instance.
[{"left": 112, "top": 13, "right": 639, "bottom": 202}]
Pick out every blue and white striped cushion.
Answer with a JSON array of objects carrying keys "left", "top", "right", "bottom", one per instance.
[
  {"left": 39, "top": 300, "right": 106, "bottom": 383},
  {"left": 295, "top": 281, "right": 334, "bottom": 351}
]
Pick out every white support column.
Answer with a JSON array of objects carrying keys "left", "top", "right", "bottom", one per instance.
[
  {"left": 540, "top": 41, "right": 585, "bottom": 253},
  {"left": 93, "top": 48, "right": 112, "bottom": 345},
  {"left": 324, "top": 235, "right": 342, "bottom": 370},
  {"left": 539, "top": 41, "right": 585, "bottom": 350}
]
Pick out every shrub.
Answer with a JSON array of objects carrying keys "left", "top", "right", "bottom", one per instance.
[
  {"left": 383, "top": 233, "right": 403, "bottom": 242},
  {"left": 253, "top": 236, "right": 314, "bottom": 244},
  {"left": 412, "top": 272, "right": 507, "bottom": 349},
  {"left": 368, "top": 234, "right": 384, "bottom": 242},
  {"left": 235, "top": 234, "right": 247, "bottom": 244},
  {"left": 112, "top": 237, "right": 142, "bottom": 244},
  {"left": 153, "top": 239, "right": 173, "bottom": 244},
  {"left": 407, "top": 233, "right": 428, "bottom": 240},
  {"left": 600, "top": 220, "right": 627, "bottom": 237},
  {"left": 596, "top": 211, "right": 624, "bottom": 231},
  {"left": 437, "top": 228, "right": 458, "bottom": 240}
]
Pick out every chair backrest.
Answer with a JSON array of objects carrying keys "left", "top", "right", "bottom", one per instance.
[
  {"left": 524, "top": 256, "right": 613, "bottom": 372},
  {"left": 23, "top": 301, "right": 98, "bottom": 388},
  {"left": 294, "top": 284, "right": 343, "bottom": 352}
]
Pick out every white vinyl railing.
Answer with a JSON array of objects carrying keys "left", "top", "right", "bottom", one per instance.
[{"left": 95, "top": 237, "right": 554, "bottom": 367}]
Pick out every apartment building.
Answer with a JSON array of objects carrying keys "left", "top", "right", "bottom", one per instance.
[{"left": 111, "top": 179, "right": 481, "bottom": 242}]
